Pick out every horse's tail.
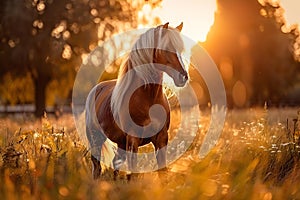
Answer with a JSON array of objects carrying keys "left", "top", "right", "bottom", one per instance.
[{"left": 85, "top": 84, "right": 116, "bottom": 169}]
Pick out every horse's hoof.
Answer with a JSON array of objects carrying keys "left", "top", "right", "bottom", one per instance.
[
  {"left": 126, "top": 174, "right": 132, "bottom": 181},
  {"left": 92, "top": 166, "right": 101, "bottom": 179},
  {"left": 157, "top": 167, "right": 168, "bottom": 172},
  {"left": 113, "top": 170, "right": 119, "bottom": 181},
  {"left": 93, "top": 172, "right": 101, "bottom": 180},
  {"left": 126, "top": 173, "right": 140, "bottom": 181}
]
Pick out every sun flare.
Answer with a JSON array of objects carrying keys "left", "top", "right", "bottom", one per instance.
[
  {"left": 153, "top": 0, "right": 217, "bottom": 43},
  {"left": 151, "top": 0, "right": 217, "bottom": 86}
]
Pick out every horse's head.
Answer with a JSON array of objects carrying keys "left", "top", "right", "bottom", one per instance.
[
  {"left": 126, "top": 22, "right": 188, "bottom": 87},
  {"left": 154, "top": 22, "right": 188, "bottom": 87}
]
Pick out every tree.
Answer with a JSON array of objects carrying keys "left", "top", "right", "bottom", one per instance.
[
  {"left": 0, "top": 0, "right": 161, "bottom": 116},
  {"left": 202, "top": 0, "right": 300, "bottom": 107}
]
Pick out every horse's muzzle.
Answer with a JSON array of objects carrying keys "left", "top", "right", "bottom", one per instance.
[
  {"left": 181, "top": 72, "right": 188, "bottom": 82},
  {"left": 175, "top": 72, "right": 188, "bottom": 87}
]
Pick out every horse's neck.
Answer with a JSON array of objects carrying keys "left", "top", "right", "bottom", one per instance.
[
  {"left": 122, "top": 61, "right": 164, "bottom": 100},
  {"left": 134, "top": 73, "right": 164, "bottom": 101},
  {"left": 137, "top": 78, "right": 163, "bottom": 101},
  {"left": 145, "top": 83, "right": 164, "bottom": 99}
]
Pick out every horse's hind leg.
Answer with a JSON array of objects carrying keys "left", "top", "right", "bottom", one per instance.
[
  {"left": 126, "top": 135, "right": 139, "bottom": 180},
  {"left": 91, "top": 149, "right": 101, "bottom": 179},
  {"left": 112, "top": 145, "right": 126, "bottom": 180},
  {"left": 153, "top": 131, "right": 169, "bottom": 182},
  {"left": 87, "top": 128, "right": 105, "bottom": 179},
  {"left": 154, "top": 130, "right": 168, "bottom": 171}
]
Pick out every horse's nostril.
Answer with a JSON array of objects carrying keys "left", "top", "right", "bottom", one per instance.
[
  {"left": 179, "top": 72, "right": 188, "bottom": 83},
  {"left": 183, "top": 73, "right": 188, "bottom": 81}
]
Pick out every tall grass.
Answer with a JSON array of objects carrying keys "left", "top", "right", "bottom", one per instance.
[{"left": 0, "top": 107, "right": 299, "bottom": 199}]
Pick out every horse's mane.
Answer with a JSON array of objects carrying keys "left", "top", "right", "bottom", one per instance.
[{"left": 111, "top": 25, "right": 184, "bottom": 119}]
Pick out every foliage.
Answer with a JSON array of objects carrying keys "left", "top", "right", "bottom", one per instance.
[
  {"left": 0, "top": 108, "right": 300, "bottom": 199},
  {"left": 0, "top": 72, "right": 34, "bottom": 105},
  {"left": 201, "top": 0, "right": 300, "bottom": 107},
  {"left": 0, "top": 0, "right": 161, "bottom": 116}
]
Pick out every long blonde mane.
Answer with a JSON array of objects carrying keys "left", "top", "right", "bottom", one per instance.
[{"left": 111, "top": 25, "right": 184, "bottom": 119}]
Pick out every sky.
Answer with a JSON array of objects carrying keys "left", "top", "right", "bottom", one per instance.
[
  {"left": 153, "top": 0, "right": 217, "bottom": 42},
  {"left": 280, "top": 0, "right": 300, "bottom": 27},
  {"left": 154, "top": 0, "right": 300, "bottom": 42}
]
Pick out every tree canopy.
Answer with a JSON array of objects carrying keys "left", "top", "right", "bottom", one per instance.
[
  {"left": 0, "top": 0, "right": 160, "bottom": 116},
  {"left": 196, "top": 0, "right": 300, "bottom": 107}
]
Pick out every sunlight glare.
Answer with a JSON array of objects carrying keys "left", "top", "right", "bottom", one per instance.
[
  {"left": 154, "top": 0, "right": 217, "bottom": 42},
  {"left": 279, "top": 0, "right": 300, "bottom": 27},
  {"left": 36, "top": 2, "right": 45, "bottom": 12},
  {"left": 62, "top": 44, "right": 72, "bottom": 60}
]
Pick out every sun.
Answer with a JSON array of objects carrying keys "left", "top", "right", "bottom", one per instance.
[{"left": 153, "top": 0, "right": 217, "bottom": 43}]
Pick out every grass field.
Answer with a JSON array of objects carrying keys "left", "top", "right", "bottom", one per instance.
[{"left": 0, "top": 107, "right": 299, "bottom": 200}]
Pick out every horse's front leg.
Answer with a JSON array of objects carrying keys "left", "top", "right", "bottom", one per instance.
[
  {"left": 113, "top": 145, "right": 126, "bottom": 180},
  {"left": 91, "top": 150, "right": 101, "bottom": 179},
  {"left": 86, "top": 128, "right": 105, "bottom": 179},
  {"left": 154, "top": 129, "right": 168, "bottom": 171},
  {"left": 126, "top": 134, "right": 139, "bottom": 180}
]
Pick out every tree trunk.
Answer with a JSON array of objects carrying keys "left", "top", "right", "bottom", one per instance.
[{"left": 34, "top": 76, "right": 50, "bottom": 117}]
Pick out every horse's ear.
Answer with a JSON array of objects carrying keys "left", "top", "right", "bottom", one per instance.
[
  {"left": 176, "top": 22, "right": 183, "bottom": 32},
  {"left": 162, "top": 22, "right": 169, "bottom": 29}
]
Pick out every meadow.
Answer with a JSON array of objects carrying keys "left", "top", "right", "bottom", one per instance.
[{"left": 0, "top": 106, "right": 299, "bottom": 200}]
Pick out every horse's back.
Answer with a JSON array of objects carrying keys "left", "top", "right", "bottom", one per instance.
[
  {"left": 91, "top": 80, "right": 117, "bottom": 119},
  {"left": 94, "top": 80, "right": 116, "bottom": 120},
  {"left": 86, "top": 80, "right": 129, "bottom": 145},
  {"left": 85, "top": 80, "right": 116, "bottom": 132},
  {"left": 94, "top": 80, "right": 116, "bottom": 98}
]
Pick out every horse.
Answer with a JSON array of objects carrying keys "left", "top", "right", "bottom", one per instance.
[{"left": 85, "top": 22, "right": 188, "bottom": 179}]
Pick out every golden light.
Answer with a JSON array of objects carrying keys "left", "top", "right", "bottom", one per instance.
[
  {"left": 219, "top": 57, "right": 233, "bottom": 81},
  {"left": 81, "top": 53, "right": 89, "bottom": 65},
  {"left": 153, "top": 0, "right": 300, "bottom": 41},
  {"left": 151, "top": 1, "right": 217, "bottom": 87},
  {"left": 277, "top": 0, "right": 300, "bottom": 27},
  {"left": 36, "top": 2, "right": 45, "bottom": 12},
  {"left": 153, "top": 0, "right": 217, "bottom": 42},
  {"left": 62, "top": 44, "right": 72, "bottom": 60},
  {"left": 90, "top": 9, "right": 98, "bottom": 17},
  {"left": 138, "top": 4, "right": 158, "bottom": 28},
  {"left": 63, "top": 31, "right": 70, "bottom": 40},
  {"left": 51, "top": 21, "right": 67, "bottom": 38},
  {"left": 232, "top": 81, "right": 247, "bottom": 107},
  {"left": 33, "top": 20, "right": 43, "bottom": 29},
  {"left": 8, "top": 40, "right": 16, "bottom": 48}
]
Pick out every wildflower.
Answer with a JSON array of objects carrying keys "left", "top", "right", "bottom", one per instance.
[
  {"left": 40, "top": 144, "right": 52, "bottom": 153},
  {"left": 33, "top": 132, "right": 40, "bottom": 139}
]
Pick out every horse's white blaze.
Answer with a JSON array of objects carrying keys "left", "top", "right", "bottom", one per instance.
[{"left": 176, "top": 51, "right": 185, "bottom": 69}]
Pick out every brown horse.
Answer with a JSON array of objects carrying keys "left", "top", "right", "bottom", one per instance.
[{"left": 85, "top": 22, "right": 188, "bottom": 179}]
